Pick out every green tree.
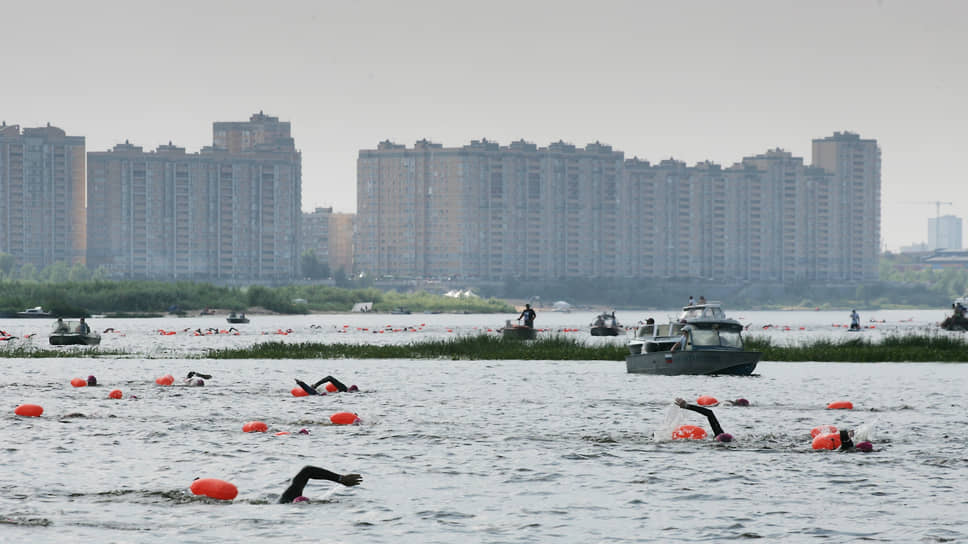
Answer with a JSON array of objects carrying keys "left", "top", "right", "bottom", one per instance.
[
  {"left": 69, "top": 263, "right": 91, "bottom": 282},
  {"left": 0, "top": 253, "right": 16, "bottom": 276},
  {"left": 300, "top": 250, "right": 330, "bottom": 279}
]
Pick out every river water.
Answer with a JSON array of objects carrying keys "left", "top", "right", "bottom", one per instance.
[{"left": 2, "top": 310, "right": 966, "bottom": 543}]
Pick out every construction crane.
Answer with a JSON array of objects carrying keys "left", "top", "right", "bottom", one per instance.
[{"left": 903, "top": 200, "right": 954, "bottom": 249}]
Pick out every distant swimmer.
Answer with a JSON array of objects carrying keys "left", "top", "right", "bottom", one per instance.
[
  {"left": 279, "top": 465, "right": 362, "bottom": 504},
  {"left": 674, "top": 398, "right": 732, "bottom": 442},
  {"left": 184, "top": 371, "right": 212, "bottom": 386},
  {"left": 295, "top": 376, "right": 358, "bottom": 395}
]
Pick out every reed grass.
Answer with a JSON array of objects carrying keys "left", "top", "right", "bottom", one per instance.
[
  {"left": 204, "top": 334, "right": 629, "bottom": 361},
  {"left": 744, "top": 333, "right": 968, "bottom": 362},
  {"left": 0, "top": 345, "right": 126, "bottom": 358}
]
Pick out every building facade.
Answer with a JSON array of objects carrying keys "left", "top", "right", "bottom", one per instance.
[
  {"left": 0, "top": 122, "right": 86, "bottom": 269},
  {"left": 329, "top": 212, "right": 355, "bottom": 275},
  {"left": 928, "top": 215, "right": 962, "bottom": 250},
  {"left": 87, "top": 113, "right": 301, "bottom": 282},
  {"left": 357, "top": 132, "right": 881, "bottom": 283},
  {"left": 302, "top": 206, "right": 332, "bottom": 265}
]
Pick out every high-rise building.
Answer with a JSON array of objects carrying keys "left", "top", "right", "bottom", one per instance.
[
  {"left": 87, "top": 113, "right": 301, "bottom": 281},
  {"left": 811, "top": 131, "right": 881, "bottom": 281},
  {"left": 928, "top": 215, "right": 962, "bottom": 250},
  {"left": 329, "top": 212, "right": 355, "bottom": 275},
  {"left": 302, "top": 206, "right": 332, "bottom": 267},
  {"left": 0, "top": 122, "right": 86, "bottom": 269},
  {"left": 357, "top": 132, "right": 881, "bottom": 283}
]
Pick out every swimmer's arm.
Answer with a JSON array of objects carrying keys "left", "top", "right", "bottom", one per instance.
[
  {"left": 279, "top": 466, "right": 363, "bottom": 503},
  {"left": 839, "top": 430, "right": 854, "bottom": 451},
  {"left": 312, "top": 376, "right": 348, "bottom": 392},
  {"left": 674, "top": 399, "right": 725, "bottom": 436},
  {"left": 295, "top": 379, "right": 320, "bottom": 395}
]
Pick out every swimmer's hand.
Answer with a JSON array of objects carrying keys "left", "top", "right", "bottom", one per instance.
[
  {"left": 339, "top": 474, "right": 362, "bottom": 487},
  {"left": 674, "top": 398, "right": 686, "bottom": 408}
]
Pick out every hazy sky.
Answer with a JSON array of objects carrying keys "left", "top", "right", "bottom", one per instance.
[{"left": 4, "top": 0, "right": 966, "bottom": 251}]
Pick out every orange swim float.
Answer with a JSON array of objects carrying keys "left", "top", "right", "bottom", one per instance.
[
  {"left": 155, "top": 374, "right": 175, "bottom": 386},
  {"left": 242, "top": 421, "right": 268, "bottom": 433},
  {"left": 70, "top": 377, "right": 87, "bottom": 387},
  {"left": 812, "top": 432, "right": 842, "bottom": 450},
  {"left": 14, "top": 404, "right": 43, "bottom": 417},
  {"left": 672, "top": 425, "right": 707, "bottom": 440},
  {"left": 696, "top": 395, "right": 718, "bottom": 406},
  {"left": 330, "top": 412, "right": 360, "bottom": 425},
  {"left": 190, "top": 478, "right": 238, "bottom": 500},
  {"left": 810, "top": 425, "right": 838, "bottom": 438},
  {"left": 290, "top": 387, "right": 309, "bottom": 397},
  {"left": 826, "top": 401, "right": 853, "bottom": 410},
  {"left": 324, "top": 382, "right": 338, "bottom": 393},
  {"left": 108, "top": 389, "right": 123, "bottom": 399}
]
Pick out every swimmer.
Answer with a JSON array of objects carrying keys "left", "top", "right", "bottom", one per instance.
[
  {"left": 279, "top": 465, "right": 362, "bottom": 504},
  {"left": 184, "top": 371, "right": 212, "bottom": 386},
  {"left": 834, "top": 430, "right": 874, "bottom": 452},
  {"left": 295, "top": 376, "right": 356, "bottom": 395},
  {"left": 674, "top": 398, "right": 732, "bottom": 442}
]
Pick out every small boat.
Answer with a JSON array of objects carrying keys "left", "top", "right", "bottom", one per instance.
[
  {"left": 49, "top": 320, "right": 101, "bottom": 346},
  {"left": 17, "top": 306, "right": 53, "bottom": 318},
  {"left": 941, "top": 297, "right": 968, "bottom": 331},
  {"left": 626, "top": 302, "right": 759, "bottom": 376},
  {"left": 226, "top": 313, "right": 250, "bottom": 324},
  {"left": 590, "top": 311, "right": 622, "bottom": 336},
  {"left": 500, "top": 320, "right": 537, "bottom": 340},
  {"left": 391, "top": 308, "right": 412, "bottom": 315}
]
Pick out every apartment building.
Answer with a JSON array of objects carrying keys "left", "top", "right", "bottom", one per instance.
[
  {"left": 87, "top": 113, "right": 301, "bottom": 282},
  {"left": 0, "top": 122, "right": 86, "bottom": 269},
  {"left": 356, "top": 132, "right": 881, "bottom": 283}
]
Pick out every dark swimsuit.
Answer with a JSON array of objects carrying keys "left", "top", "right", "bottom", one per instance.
[
  {"left": 279, "top": 466, "right": 343, "bottom": 503},
  {"left": 296, "top": 376, "right": 348, "bottom": 395},
  {"left": 680, "top": 403, "right": 725, "bottom": 437}
]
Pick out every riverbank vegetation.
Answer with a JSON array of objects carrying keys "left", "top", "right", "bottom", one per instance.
[
  {"left": 0, "top": 280, "right": 513, "bottom": 316},
  {"left": 204, "top": 333, "right": 968, "bottom": 362}
]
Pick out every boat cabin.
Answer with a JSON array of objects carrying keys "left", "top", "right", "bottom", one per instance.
[{"left": 677, "top": 303, "right": 725, "bottom": 321}]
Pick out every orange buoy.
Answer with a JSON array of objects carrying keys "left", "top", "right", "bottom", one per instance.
[
  {"left": 324, "top": 382, "right": 338, "bottom": 393},
  {"left": 826, "top": 401, "right": 853, "bottom": 410},
  {"left": 274, "top": 431, "right": 290, "bottom": 436},
  {"left": 14, "top": 404, "right": 43, "bottom": 417},
  {"left": 155, "top": 374, "right": 175, "bottom": 386},
  {"left": 242, "top": 421, "right": 268, "bottom": 433},
  {"left": 108, "top": 389, "right": 123, "bottom": 399},
  {"left": 190, "top": 478, "right": 238, "bottom": 501},
  {"left": 696, "top": 395, "right": 718, "bottom": 406},
  {"left": 290, "top": 387, "right": 309, "bottom": 397},
  {"left": 330, "top": 412, "right": 360, "bottom": 425},
  {"left": 70, "top": 377, "right": 87, "bottom": 387},
  {"left": 672, "top": 424, "right": 707, "bottom": 440},
  {"left": 812, "top": 432, "right": 842, "bottom": 450},
  {"left": 810, "top": 425, "right": 838, "bottom": 438}
]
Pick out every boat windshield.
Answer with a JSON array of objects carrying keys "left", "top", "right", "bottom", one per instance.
[
  {"left": 689, "top": 328, "right": 743, "bottom": 348},
  {"left": 678, "top": 305, "right": 725, "bottom": 320}
]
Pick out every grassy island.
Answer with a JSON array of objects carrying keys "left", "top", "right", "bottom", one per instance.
[{"left": 203, "top": 333, "right": 968, "bottom": 362}]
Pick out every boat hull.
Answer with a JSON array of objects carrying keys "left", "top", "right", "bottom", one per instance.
[
  {"left": 590, "top": 326, "right": 620, "bottom": 336},
  {"left": 626, "top": 350, "right": 760, "bottom": 376},
  {"left": 502, "top": 326, "right": 537, "bottom": 340},
  {"left": 226, "top": 318, "right": 250, "bottom": 324},
  {"left": 49, "top": 334, "right": 101, "bottom": 346}
]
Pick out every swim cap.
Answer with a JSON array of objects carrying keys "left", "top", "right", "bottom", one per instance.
[
  {"left": 87, "top": 375, "right": 97, "bottom": 386},
  {"left": 293, "top": 496, "right": 309, "bottom": 503},
  {"left": 348, "top": 385, "right": 359, "bottom": 392},
  {"left": 715, "top": 433, "right": 733, "bottom": 443},
  {"left": 856, "top": 441, "right": 873, "bottom": 452},
  {"left": 733, "top": 398, "right": 749, "bottom": 406},
  {"left": 298, "top": 428, "right": 310, "bottom": 435}
]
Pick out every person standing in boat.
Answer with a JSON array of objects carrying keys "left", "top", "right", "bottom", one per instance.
[
  {"left": 688, "top": 295, "right": 695, "bottom": 306},
  {"left": 850, "top": 309, "right": 860, "bottom": 331},
  {"left": 518, "top": 304, "right": 536, "bottom": 328},
  {"left": 78, "top": 318, "right": 90, "bottom": 334}
]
